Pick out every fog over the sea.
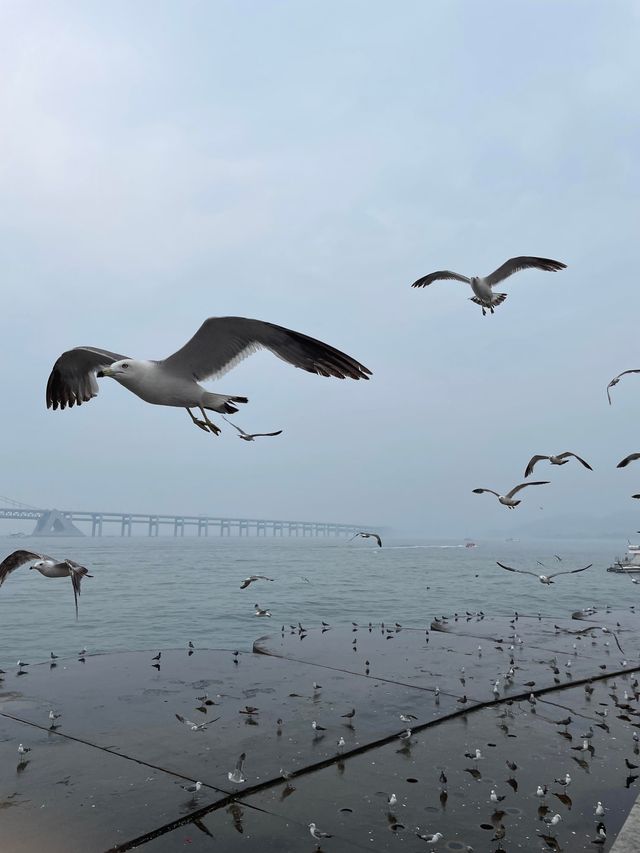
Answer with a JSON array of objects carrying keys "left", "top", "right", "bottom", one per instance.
[{"left": 1, "top": 1, "right": 638, "bottom": 537}]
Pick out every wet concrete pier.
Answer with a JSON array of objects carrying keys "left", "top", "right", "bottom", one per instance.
[{"left": 2, "top": 607, "right": 640, "bottom": 851}]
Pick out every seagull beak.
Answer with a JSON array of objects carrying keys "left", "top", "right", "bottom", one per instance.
[{"left": 97, "top": 368, "right": 111, "bottom": 378}]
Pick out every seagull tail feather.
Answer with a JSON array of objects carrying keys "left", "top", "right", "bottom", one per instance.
[
  {"left": 469, "top": 293, "right": 508, "bottom": 307},
  {"left": 203, "top": 393, "right": 249, "bottom": 414}
]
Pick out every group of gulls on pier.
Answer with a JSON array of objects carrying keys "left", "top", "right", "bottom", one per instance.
[{"left": 4, "top": 254, "right": 640, "bottom": 849}]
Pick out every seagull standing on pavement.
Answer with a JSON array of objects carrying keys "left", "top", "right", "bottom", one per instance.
[{"left": 309, "top": 823, "right": 332, "bottom": 840}]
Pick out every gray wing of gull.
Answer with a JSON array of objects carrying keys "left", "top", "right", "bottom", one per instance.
[
  {"left": 548, "top": 564, "right": 592, "bottom": 580},
  {"left": 556, "top": 452, "right": 592, "bottom": 470},
  {"left": 618, "top": 453, "right": 640, "bottom": 469},
  {"left": 354, "top": 531, "right": 382, "bottom": 546},
  {"left": 485, "top": 257, "right": 567, "bottom": 287},
  {"left": 246, "top": 430, "right": 283, "bottom": 438},
  {"left": 505, "top": 481, "right": 550, "bottom": 499},
  {"left": 472, "top": 488, "right": 500, "bottom": 497},
  {"left": 47, "top": 347, "right": 129, "bottom": 410},
  {"left": 175, "top": 714, "right": 198, "bottom": 728},
  {"left": 63, "top": 561, "right": 90, "bottom": 620},
  {"left": 607, "top": 369, "right": 640, "bottom": 405},
  {"left": 222, "top": 415, "right": 249, "bottom": 436},
  {"left": 525, "top": 455, "right": 550, "bottom": 477},
  {"left": 240, "top": 575, "right": 274, "bottom": 588},
  {"left": 411, "top": 270, "right": 470, "bottom": 288},
  {"left": 496, "top": 562, "right": 539, "bottom": 577},
  {"left": 0, "top": 550, "right": 51, "bottom": 586},
  {"left": 234, "top": 752, "right": 246, "bottom": 773},
  {"left": 159, "top": 317, "right": 371, "bottom": 382}
]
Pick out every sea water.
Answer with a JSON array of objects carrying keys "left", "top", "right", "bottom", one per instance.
[{"left": 0, "top": 535, "right": 632, "bottom": 667}]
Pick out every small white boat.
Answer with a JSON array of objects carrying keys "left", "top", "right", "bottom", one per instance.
[{"left": 607, "top": 543, "right": 640, "bottom": 573}]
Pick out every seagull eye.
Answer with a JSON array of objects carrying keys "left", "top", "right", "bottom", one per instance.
[{"left": 122, "top": 363, "right": 129, "bottom": 369}]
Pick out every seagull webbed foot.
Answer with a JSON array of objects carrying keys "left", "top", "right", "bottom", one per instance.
[{"left": 197, "top": 407, "right": 221, "bottom": 435}]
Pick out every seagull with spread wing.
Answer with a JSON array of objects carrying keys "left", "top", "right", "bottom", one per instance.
[
  {"left": 222, "top": 415, "right": 283, "bottom": 441},
  {"left": 175, "top": 713, "right": 219, "bottom": 732},
  {"left": 349, "top": 531, "right": 382, "bottom": 547},
  {"left": 239, "top": 575, "right": 275, "bottom": 589},
  {"left": 617, "top": 453, "right": 640, "bottom": 469},
  {"left": 46, "top": 316, "right": 371, "bottom": 435},
  {"left": 497, "top": 561, "right": 593, "bottom": 585},
  {"left": 607, "top": 369, "right": 640, "bottom": 405},
  {"left": 411, "top": 256, "right": 566, "bottom": 315},
  {"left": 472, "top": 481, "right": 549, "bottom": 508},
  {"left": 524, "top": 452, "right": 592, "bottom": 478},
  {"left": 0, "top": 550, "right": 92, "bottom": 619}
]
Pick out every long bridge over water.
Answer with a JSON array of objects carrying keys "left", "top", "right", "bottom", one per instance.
[{"left": 0, "top": 495, "right": 365, "bottom": 538}]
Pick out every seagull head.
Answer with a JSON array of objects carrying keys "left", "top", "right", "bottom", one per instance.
[{"left": 97, "top": 359, "right": 141, "bottom": 384}]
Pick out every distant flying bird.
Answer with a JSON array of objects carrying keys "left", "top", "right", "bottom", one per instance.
[
  {"left": 254, "top": 604, "right": 272, "bottom": 617},
  {"left": 349, "top": 531, "right": 383, "bottom": 547},
  {"left": 239, "top": 575, "right": 274, "bottom": 589},
  {"left": 524, "top": 452, "right": 592, "bottom": 478},
  {"left": 175, "top": 713, "right": 219, "bottom": 732},
  {"left": 222, "top": 416, "right": 283, "bottom": 441},
  {"left": 617, "top": 453, "right": 640, "bottom": 469},
  {"left": 472, "top": 481, "right": 549, "bottom": 508},
  {"left": 497, "top": 561, "right": 593, "bottom": 585},
  {"left": 411, "top": 256, "right": 566, "bottom": 315},
  {"left": 46, "top": 316, "right": 371, "bottom": 435},
  {"left": 607, "top": 369, "right": 640, "bottom": 405},
  {"left": 0, "top": 550, "right": 92, "bottom": 619}
]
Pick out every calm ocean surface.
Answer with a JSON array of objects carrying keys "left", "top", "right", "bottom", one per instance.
[{"left": 0, "top": 535, "right": 634, "bottom": 667}]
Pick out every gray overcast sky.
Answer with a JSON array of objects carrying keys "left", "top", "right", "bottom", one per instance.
[{"left": 1, "top": 1, "right": 639, "bottom": 535}]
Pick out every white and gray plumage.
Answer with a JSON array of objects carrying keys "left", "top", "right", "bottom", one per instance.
[
  {"left": 524, "top": 452, "right": 592, "bottom": 478},
  {"left": 472, "top": 481, "right": 549, "bottom": 508},
  {"left": 617, "top": 453, "right": 640, "bottom": 469},
  {"left": 415, "top": 831, "right": 444, "bottom": 845},
  {"left": 411, "top": 256, "right": 566, "bottom": 315},
  {"left": 349, "top": 531, "right": 382, "bottom": 547},
  {"left": 254, "top": 603, "right": 271, "bottom": 617},
  {"left": 175, "top": 713, "right": 219, "bottom": 731},
  {"left": 46, "top": 316, "right": 371, "bottom": 435},
  {"left": 222, "top": 415, "right": 283, "bottom": 441},
  {"left": 0, "top": 549, "right": 92, "bottom": 619},
  {"left": 497, "top": 561, "right": 593, "bottom": 585},
  {"left": 179, "top": 780, "right": 202, "bottom": 796},
  {"left": 607, "top": 369, "right": 640, "bottom": 405},
  {"left": 228, "top": 753, "right": 246, "bottom": 784},
  {"left": 309, "top": 823, "right": 332, "bottom": 840},
  {"left": 239, "top": 575, "right": 274, "bottom": 589}
]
